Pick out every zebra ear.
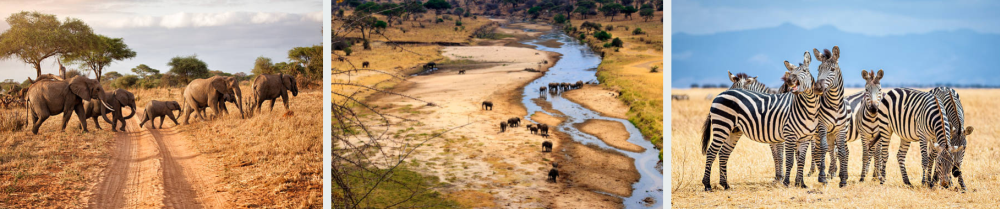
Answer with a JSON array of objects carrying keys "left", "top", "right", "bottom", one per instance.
[
  {"left": 813, "top": 48, "right": 824, "bottom": 62},
  {"left": 832, "top": 46, "right": 840, "bottom": 61},
  {"left": 861, "top": 70, "right": 870, "bottom": 80},
  {"left": 729, "top": 71, "right": 737, "bottom": 82},
  {"left": 876, "top": 69, "right": 884, "bottom": 80},
  {"left": 965, "top": 126, "right": 974, "bottom": 136},
  {"left": 784, "top": 61, "right": 795, "bottom": 71},
  {"left": 802, "top": 52, "right": 811, "bottom": 67}
]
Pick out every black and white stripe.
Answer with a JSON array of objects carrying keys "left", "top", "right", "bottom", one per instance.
[
  {"left": 701, "top": 52, "right": 822, "bottom": 190},
  {"left": 929, "top": 87, "right": 972, "bottom": 190},
  {"left": 871, "top": 87, "right": 952, "bottom": 186},
  {"left": 830, "top": 69, "right": 885, "bottom": 187}
]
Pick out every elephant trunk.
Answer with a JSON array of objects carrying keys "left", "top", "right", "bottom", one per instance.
[
  {"left": 236, "top": 93, "right": 245, "bottom": 119},
  {"left": 123, "top": 103, "right": 136, "bottom": 119}
]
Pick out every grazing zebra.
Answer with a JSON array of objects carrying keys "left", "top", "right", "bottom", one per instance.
[
  {"left": 870, "top": 87, "right": 952, "bottom": 187},
  {"left": 701, "top": 52, "right": 823, "bottom": 190},
  {"left": 823, "top": 69, "right": 886, "bottom": 187},
  {"left": 929, "top": 87, "right": 973, "bottom": 190}
]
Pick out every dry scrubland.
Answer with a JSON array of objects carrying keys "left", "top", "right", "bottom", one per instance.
[
  {"left": 572, "top": 12, "right": 664, "bottom": 151},
  {"left": 671, "top": 88, "right": 1000, "bottom": 208},
  {"left": 339, "top": 10, "right": 495, "bottom": 44},
  {"left": 0, "top": 84, "right": 322, "bottom": 207}
]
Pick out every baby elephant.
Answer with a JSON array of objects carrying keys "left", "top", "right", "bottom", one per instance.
[
  {"left": 459, "top": 70, "right": 466, "bottom": 74},
  {"left": 362, "top": 61, "right": 370, "bottom": 68},
  {"left": 500, "top": 121, "right": 507, "bottom": 132},
  {"left": 140, "top": 100, "right": 182, "bottom": 129},
  {"left": 542, "top": 141, "right": 553, "bottom": 152}
]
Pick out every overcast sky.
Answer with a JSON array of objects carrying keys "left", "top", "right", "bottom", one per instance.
[{"left": 0, "top": 0, "right": 322, "bottom": 82}]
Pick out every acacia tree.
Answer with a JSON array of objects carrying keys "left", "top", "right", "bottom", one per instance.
[
  {"left": 251, "top": 56, "right": 277, "bottom": 76},
  {"left": 640, "top": 7, "right": 655, "bottom": 22},
  {"left": 61, "top": 35, "right": 137, "bottom": 81},
  {"left": 131, "top": 64, "right": 160, "bottom": 79},
  {"left": 423, "top": 0, "right": 452, "bottom": 18},
  {"left": 600, "top": 3, "right": 623, "bottom": 21},
  {"left": 0, "top": 11, "right": 96, "bottom": 79},
  {"left": 622, "top": 5, "right": 638, "bottom": 20},
  {"left": 167, "top": 55, "right": 210, "bottom": 84},
  {"left": 288, "top": 45, "right": 324, "bottom": 79}
]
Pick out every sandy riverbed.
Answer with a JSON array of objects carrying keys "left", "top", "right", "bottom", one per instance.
[
  {"left": 574, "top": 119, "right": 644, "bottom": 153},
  {"left": 563, "top": 85, "right": 629, "bottom": 119}
]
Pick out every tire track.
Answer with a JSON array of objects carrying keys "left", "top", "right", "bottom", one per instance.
[{"left": 89, "top": 111, "right": 228, "bottom": 208}]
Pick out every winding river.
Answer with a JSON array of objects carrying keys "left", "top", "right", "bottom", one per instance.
[{"left": 520, "top": 31, "right": 663, "bottom": 208}]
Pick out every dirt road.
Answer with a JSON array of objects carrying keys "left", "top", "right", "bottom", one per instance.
[{"left": 87, "top": 111, "right": 230, "bottom": 208}]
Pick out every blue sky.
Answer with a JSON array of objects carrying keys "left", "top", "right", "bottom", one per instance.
[
  {"left": 672, "top": 0, "right": 1000, "bottom": 88},
  {"left": 0, "top": 0, "right": 322, "bottom": 82}
]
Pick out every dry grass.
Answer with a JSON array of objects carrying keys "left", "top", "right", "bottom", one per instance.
[
  {"left": 573, "top": 12, "right": 664, "bottom": 153},
  {"left": 129, "top": 85, "right": 323, "bottom": 208},
  {"left": 332, "top": 44, "right": 444, "bottom": 104},
  {"left": 0, "top": 107, "right": 115, "bottom": 207},
  {"left": 671, "top": 88, "right": 1000, "bottom": 208}
]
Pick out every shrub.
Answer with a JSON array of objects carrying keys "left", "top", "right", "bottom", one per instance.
[
  {"left": 603, "top": 43, "right": 612, "bottom": 48},
  {"left": 112, "top": 75, "right": 140, "bottom": 89},
  {"left": 579, "top": 33, "right": 586, "bottom": 40},
  {"left": 455, "top": 20, "right": 462, "bottom": 26},
  {"left": 605, "top": 25, "right": 614, "bottom": 31},
  {"left": 594, "top": 31, "right": 612, "bottom": 41},
  {"left": 650, "top": 65, "right": 660, "bottom": 73},
  {"left": 611, "top": 37, "right": 623, "bottom": 47},
  {"left": 436, "top": 18, "right": 444, "bottom": 23},
  {"left": 554, "top": 14, "right": 567, "bottom": 24},
  {"left": 344, "top": 47, "right": 353, "bottom": 56},
  {"left": 632, "top": 28, "right": 644, "bottom": 35},
  {"left": 0, "top": 111, "right": 25, "bottom": 132}
]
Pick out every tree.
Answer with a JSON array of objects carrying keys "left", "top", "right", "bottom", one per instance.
[
  {"left": 611, "top": 37, "right": 623, "bottom": 47},
  {"left": 0, "top": 11, "right": 97, "bottom": 78},
  {"left": 528, "top": 6, "right": 542, "bottom": 19},
  {"left": 554, "top": 13, "right": 567, "bottom": 24},
  {"left": 167, "top": 55, "right": 210, "bottom": 84},
  {"left": 574, "top": 1, "right": 596, "bottom": 19},
  {"left": 356, "top": 2, "right": 382, "bottom": 14},
  {"left": 131, "top": 64, "right": 160, "bottom": 79},
  {"left": 288, "top": 45, "right": 323, "bottom": 79},
  {"left": 600, "top": 3, "right": 623, "bottom": 21},
  {"left": 342, "top": 14, "right": 385, "bottom": 50},
  {"left": 640, "top": 8, "right": 654, "bottom": 22},
  {"left": 379, "top": 2, "right": 405, "bottom": 27},
  {"left": 403, "top": 1, "right": 427, "bottom": 21},
  {"left": 423, "top": 0, "right": 452, "bottom": 17},
  {"left": 61, "top": 35, "right": 137, "bottom": 81},
  {"left": 251, "top": 56, "right": 277, "bottom": 76},
  {"left": 621, "top": 0, "right": 634, "bottom": 6},
  {"left": 622, "top": 6, "right": 638, "bottom": 20},
  {"left": 103, "top": 71, "right": 123, "bottom": 82}
]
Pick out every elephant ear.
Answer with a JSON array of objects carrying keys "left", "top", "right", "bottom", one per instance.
[
  {"left": 281, "top": 73, "right": 293, "bottom": 90},
  {"left": 211, "top": 77, "right": 229, "bottom": 95},
  {"left": 116, "top": 91, "right": 131, "bottom": 106},
  {"left": 69, "top": 77, "right": 91, "bottom": 99}
]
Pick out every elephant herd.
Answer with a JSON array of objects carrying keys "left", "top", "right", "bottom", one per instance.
[
  {"left": 22, "top": 73, "right": 299, "bottom": 135},
  {"left": 543, "top": 81, "right": 585, "bottom": 94},
  {"left": 492, "top": 112, "right": 559, "bottom": 182}
]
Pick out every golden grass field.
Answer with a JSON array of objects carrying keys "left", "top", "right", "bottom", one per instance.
[
  {"left": 671, "top": 88, "right": 1000, "bottom": 208},
  {"left": 573, "top": 12, "right": 665, "bottom": 151},
  {"left": 336, "top": 10, "right": 494, "bottom": 44},
  {"left": 0, "top": 83, "right": 322, "bottom": 207}
]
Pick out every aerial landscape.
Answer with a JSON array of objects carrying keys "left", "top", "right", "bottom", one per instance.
[{"left": 331, "top": 0, "right": 663, "bottom": 207}]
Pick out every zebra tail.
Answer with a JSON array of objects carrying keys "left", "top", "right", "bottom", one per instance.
[{"left": 701, "top": 114, "right": 712, "bottom": 155}]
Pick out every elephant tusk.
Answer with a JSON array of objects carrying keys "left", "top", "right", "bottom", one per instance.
[{"left": 103, "top": 101, "right": 115, "bottom": 112}]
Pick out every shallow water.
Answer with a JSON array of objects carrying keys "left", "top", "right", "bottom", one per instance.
[{"left": 521, "top": 32, "right": 663, "bottom": 208}]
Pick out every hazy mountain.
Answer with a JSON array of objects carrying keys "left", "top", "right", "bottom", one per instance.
[{"left": 672, "top": 23, "right": 1000, "bottom": 88}]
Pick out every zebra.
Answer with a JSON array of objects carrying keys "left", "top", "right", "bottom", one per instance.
[
  {"left": 701, "top": 52, "right": 824, "bottom": 191},
  {"left": 870, "top": 87, "right": 952, "bottom": 187},
  {"left": 823, "top": 69, "right": 886, "bottom": 187},
  {"left": 699, "top": 71, "right": 789, "bottom": 184},
  {"left": 798, "top": 46, "right": 845, "bottom": 180},
  {"left": 929, "top": 87, "right": 973, "bottom": 190}
]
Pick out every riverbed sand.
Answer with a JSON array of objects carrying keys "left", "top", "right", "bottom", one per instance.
[
  {"left": 563, "top": 85, "right": 629, "bottom": 119},
  {"left": 574, "top": 119, "right": 645, "bottom": 153}
]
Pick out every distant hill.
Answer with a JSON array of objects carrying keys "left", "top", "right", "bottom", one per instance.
[{"left": 672, "top": 23, "right": 1000, "bottom": 88}]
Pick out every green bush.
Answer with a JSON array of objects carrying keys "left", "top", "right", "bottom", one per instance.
[
  {"left": 436, "top": 18, "right": 444, "bottom": 23},
  {"left": 455, "top": 20, "right": 462, "bottom": 26},
  {"left": 112, "top": 75, "right": 140, "bottom": 89},
  {"left": 554, "top": 14, "right": 567, "bottom": 24},
  {"left": 603, "top": 43, "right": 612, "bottom": 48},
  {"left": 594, "top": 31, "right": 612, "bottom": 41},
  {"left": 611, "top": 37, "right": 623, "bottom": 47},
  {"left": 344, "top": 47, "right": 353, "bottom": 56},
  {"left": 605, "top": 25, "right": 614, "bottom": 31},
  {"left": 632, "top": 28, "right": 644, "bottom": 35}
]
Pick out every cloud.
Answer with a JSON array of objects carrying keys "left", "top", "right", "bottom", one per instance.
[
  {"left": 747, "top": 53, "right": 768, "bottom": 64},
  {"left": 103, "top": 11, "right": 317, "bottom": 29}
]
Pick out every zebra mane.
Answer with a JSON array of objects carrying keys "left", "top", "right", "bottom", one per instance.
[{"left": 734, "top": 72, "right": 750, "bottom": 80}]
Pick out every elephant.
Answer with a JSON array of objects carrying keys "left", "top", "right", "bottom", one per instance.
[
  {"left": 195, "top": 93, "right": 237, "bottom": 120},
  {"left": 424, "top": 62, "right": 436, "bottom": 69},
  {"left": 180, "top": 76, "right": 244, "bottom": 124},
  {"left": 561, "top": 82, "right": 570, "bottom": 91},
  {"left": 482, "top": 101, "right": 493, "bottom": 110},
  {"left": 83, "top": 89, "right": 136, "bottom": 132},
  {"left": 500, "top": 121, "right": 507, "bottom": 132},
  {"left": 362, "top": 61, "right": 370, "bottom": 68},
  {"left": 548, "top": 83, "right": 558, "bottom": 91},
  {"left": 539, "top": 86, "right": 546, "bottom": 92},
  {"left": 574, "top": 81, "right": 583, "bottom": 89},
  {"left": 250, "top": 73, "right": 298, "bottom": 113},
  {"left": 541, "top": 133, "right": 549, "bottom": 138},
  {"left": 542, "top": 141, "right": 553, "bottom": 152},
  {"left": 507, "top": 117, "right": 520, "bottom": 127},
  {"left": 140, "top": 100, "right": 181, "bottom": 129},
  {"left": 25, "top": 76, "right": 113, "bottom": 134},
  {"left": 526, "top": 124, "right": 534, "bottom": 131},
  {"left": 530, "top": 126, "right": 539, "bottom": 135},
  {"left": 548, "top": 165, "right": 560, "bottom": 182},
  {"left": 458, "top": 70, "right": 466, "bottom": 74}
]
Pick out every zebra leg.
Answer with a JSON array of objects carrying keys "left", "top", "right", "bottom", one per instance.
[
  {"left": 718, "top": 140, "right": 737, "bottom": 190},
  {"left": 702, "top": 131, "right": 729, "bottom": 191},
  {"left": 770, "top": 143, "right": 784, "bottom": 184},
  {"left": 795, "top": 139, "right": 810, "bottom": 188},
  {"left": 828, "top": 131, "right": 839, "bottom": 178},
  {"left": 814, "top": 126, "right": 829, "bottom": 184},
  {"left": 837, "top": 129, "right": 849, "bottom": 187},
  {"left": 860, "top": 136, "right": 872, "bottom": 182},
  {"left": 959, "top": 172, "right": 967, "bottom": 192},
  {"left": 897, "top": 141, "right": 913, "bottom": 186},
  {"left": 783, "top": 140, "right": 796, "bottom": 187},
  {"left": 924, "top": 139, "right": 938, "bottom": 188},
  {"left": 808, "top": 138, "right": 817, "bottom": 177},
  {"left": 919, "top": 139, "right": 929, "bottom": 186},
  {"left": 877, "top": 134, "right": 891, "bottom": 184}
]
